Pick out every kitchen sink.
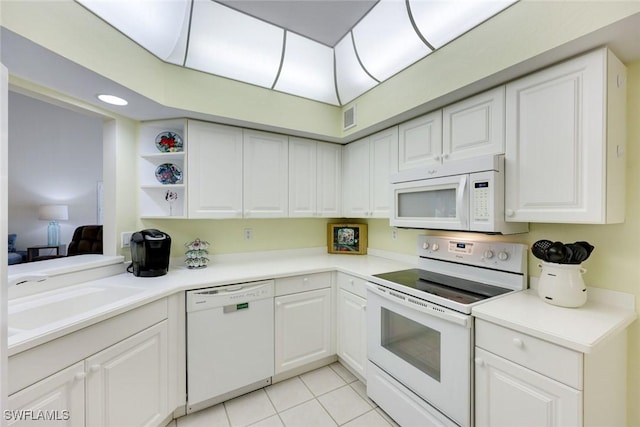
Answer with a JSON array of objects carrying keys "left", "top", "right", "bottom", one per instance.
[{"left": 8, "top": 285, "right": 147, "bottom": 331}]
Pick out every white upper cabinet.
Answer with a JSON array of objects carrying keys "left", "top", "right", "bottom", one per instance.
[
  {"left": 370, "top": 127, "right": 398, "bottom": 217},
  {"left": 342, "top": 137, "right": 371, "bottom": 218},
  {"left": 504, "top": 48, "right": 626, "bottom": 223},
  {"left": 398, "top": 111, "right": 442, "bottom": 170},
  {"left": 289, "top": 138, "right": 341, "bottom": 217},
  {"left": 397, "top": 87, "right": 504, "bottom": 171},
  {"left": 188, "top": 121, "right": 243, "bottom": 219},
  {"left": 243, "top": 130, "right": 289, "bottom": 218},
  {"left": 443, "top": 86, "right": 505, "bottom": 162},
  {"left": 343, "top": 127, "right": 398, "bottom": 218}
]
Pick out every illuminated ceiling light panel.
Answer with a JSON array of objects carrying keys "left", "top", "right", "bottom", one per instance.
[
  {"left": 274, "top": 33, "right": 339, "bottom": 105},
  {"left": 186, "top": 0, "right": 284, "bottom": 88},
  {"left": 352, "top": 0, "right": 433, "bottom": 82},
  {"left": 76, "top": 0, "right": 191, "bottom": 64},
  {"left": 409, "top": 0, "right": 518, "bottom": 49},
  {"left": 334, "top": 35, "right": 378, "bottom": 105},
  {"left": 97, "top": 94, "right": 128, "bottom": 106}
]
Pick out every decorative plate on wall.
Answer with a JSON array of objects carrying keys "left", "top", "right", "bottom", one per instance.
[
  {"left": 155, "top": 131, "right": 183, "bottom": 152},
  {"left": 155, "top": 163, "right": 183, "bottom": 184}
]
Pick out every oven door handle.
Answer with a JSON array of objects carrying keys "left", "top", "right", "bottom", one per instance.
[{"left": 367, "top": 284, "right": 470, "bottom": 328}]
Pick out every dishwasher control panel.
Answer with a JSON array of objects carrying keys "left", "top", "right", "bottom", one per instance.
[{"left": 186, "top": 280, "right": 274, "bottom": 312}]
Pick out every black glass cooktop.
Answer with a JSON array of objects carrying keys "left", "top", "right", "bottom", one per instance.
[{"left": 373, "top": 268, "right": 512, "bottom": 305}]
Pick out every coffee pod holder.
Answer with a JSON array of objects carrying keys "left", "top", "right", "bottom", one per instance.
[{"left": 537, "top": 261, "right": 587, "bottom": 308}]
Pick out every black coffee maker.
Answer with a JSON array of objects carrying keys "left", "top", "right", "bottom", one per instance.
[{"left": 129, "top": 229, "right": 171, "bottom": 277}]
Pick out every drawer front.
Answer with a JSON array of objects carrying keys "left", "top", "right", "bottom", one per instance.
[
  {"left": 275, "top": 272, "right": 332, "bottom": 296},
  {"left": 475, "top": 319, "right": 583, "bottom": 389},
  {"left": 336, "top": 272, "right": 367, "bottom": 299}
]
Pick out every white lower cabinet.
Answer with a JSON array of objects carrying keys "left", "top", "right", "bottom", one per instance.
[
  {"left": 7, "top": 361, "right": 85, "bottom": 426},
  {"left": 85, "top": 321, "right": 169, "bottom": 427},
  {"left": 475, "top": 319, "right": 628, "bottom": 427},
  {"left": 336, "top": 273, "right": 367, "bottom": 379},
  {"left": 274, "top": 273, "right": 333, "bottom": 375},
  {"left": 8, "top": 322, "right": 168, "bottom": 427},
  {"left": 475, "top": 347, "right": 581, "bottom": 427}
]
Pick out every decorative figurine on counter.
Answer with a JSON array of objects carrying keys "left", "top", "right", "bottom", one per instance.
[{"left": 185, "top": 238, "right": 210, "bottom": 269}]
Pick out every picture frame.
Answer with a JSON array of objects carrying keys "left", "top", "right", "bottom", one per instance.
[{"left": 327, "top": 223, "right": 367, "bottom": 255}]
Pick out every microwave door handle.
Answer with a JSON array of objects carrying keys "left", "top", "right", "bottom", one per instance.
[{"left": 457, "top": 175, "right": 469, "bottom": 229}]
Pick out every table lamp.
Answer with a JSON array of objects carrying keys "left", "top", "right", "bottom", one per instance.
[{"left": 38, "top": 204, "right": 69, "bottom": 245}]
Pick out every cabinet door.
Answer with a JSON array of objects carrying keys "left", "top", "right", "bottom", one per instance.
[
  {"left": 504, "top": 48, "right": 624, "bottom": 223},
  {"left": 443, "top": 86, "right": 505, "bottom": 162},
  {"left": 8, "top": 362, "right": 85, "bottom": 427},
  {"left": 275, "top": 288, "right": 332, "bottom": 374},
  {"left": 289, "top": 137, "right": 317, "bottom": 217},
  {"left": 398, "top": 111, "right": 442, "bottom": 170},
  {"left": 337, "top": 289, "right": 367, "bottom": 379},
  {"left": 243, "top": 130, "right": 289, "bottom": 218},
  {"left": 316, "top": 142, "right": 342, "bottom": 217},
  {"left": 188, "top": 121, "right": 243, "bottom": 218},
  {"left": 475, "top": 347, "right": 581, "bottom": 427},
  {"left": 342, "top": 138, "right": 371, "bottom": 218},
  {"left": 85, "top": 322, "right": 169, "bottom": 427},
  {"left": 369, "top": 127, "right": 398, "bottom": 218}
]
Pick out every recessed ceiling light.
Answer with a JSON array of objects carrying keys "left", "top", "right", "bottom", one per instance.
[{"left": 97, "top": 94, "right": 128, "bottom": 106}]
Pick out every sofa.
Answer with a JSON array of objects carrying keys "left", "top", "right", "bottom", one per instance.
[{"left": 8, "top": 234, "right": 27, "bottom": 265}]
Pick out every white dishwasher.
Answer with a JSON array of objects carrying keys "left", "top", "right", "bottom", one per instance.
[{"left": 186, "top": 280, "right": 274, "bottom": 413}]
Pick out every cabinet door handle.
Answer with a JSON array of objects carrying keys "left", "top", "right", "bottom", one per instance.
[
  {"left": 474, "top": 357, "right": 484, "bottom": 367},
  {"left": 512, "top": 338, "right": 524, "bottom": 348},
  {"left": 74, "top": 372, "right": 87, "bottom": 381}
]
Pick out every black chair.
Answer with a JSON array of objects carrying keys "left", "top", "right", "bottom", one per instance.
[{"left": 67, "top": 225, "right": 103, "bottom": 256}]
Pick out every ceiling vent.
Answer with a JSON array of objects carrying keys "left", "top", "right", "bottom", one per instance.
[{"left": 343, "top": 105, "right": 357, "bottom": 130}]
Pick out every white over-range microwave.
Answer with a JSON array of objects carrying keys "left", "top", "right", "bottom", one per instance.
[{"left": 390, "top": 155, "right": 528, "bottom": 234}]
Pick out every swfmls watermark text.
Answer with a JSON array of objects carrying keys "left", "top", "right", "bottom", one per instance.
[{"left": 4, "top": 410, "right": 70, "bottom": 422}]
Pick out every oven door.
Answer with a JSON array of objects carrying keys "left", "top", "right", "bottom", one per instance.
[
  {"left": 390, "top": 174, "right": 469, "bottom": 230},
  {"left": 367, "top": 283, "right": 472, "bottom": 427}
]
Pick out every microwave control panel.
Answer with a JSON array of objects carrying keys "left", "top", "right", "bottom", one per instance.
[{"left": 472, "top": 180, "right": 491, "bottom": 221}]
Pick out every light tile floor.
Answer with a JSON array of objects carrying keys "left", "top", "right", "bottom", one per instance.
[{"left": 169, "top": 363, "right": 399, "bottom": 427}]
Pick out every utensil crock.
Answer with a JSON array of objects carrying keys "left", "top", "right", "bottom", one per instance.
[{"left": 537, "top": 261, "right": 587, "bottom": 308}]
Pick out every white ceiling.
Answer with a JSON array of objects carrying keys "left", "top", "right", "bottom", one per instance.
[{"left": 216, "top": 0, "right": 378, "bottom": 47}]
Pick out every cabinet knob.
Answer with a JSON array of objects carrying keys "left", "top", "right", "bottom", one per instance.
[
  {"left": 505, "top": 209, "right": 515, "bottom": 217},
  {"left": 442, "top": 154, "right": 449, "bottom": 160},
  {"left": 512, "top": 338, "right": 524, "bottom": 348},
  {"left": 474, "top": 357, "right": 484, "bottom": 367},
  {"left": 74, "top": 372, "right": 87, "bottom": 381},
  {"left": 89, "top": 364, "right": 101, "bottom": 373},
  {"left": 349, "top": 279, "right": 354, "bottom": 285},
  {"left": 303, "top": 277, "right": 309, "bottom": 283}
]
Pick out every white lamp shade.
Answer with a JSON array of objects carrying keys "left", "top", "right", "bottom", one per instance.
[{"left": 39, "top": 205, "right": 69, "bottom": 221}]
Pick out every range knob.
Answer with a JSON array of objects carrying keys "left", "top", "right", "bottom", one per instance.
[
  {"left": 422, "top": 242, "right": 429, "bottom": 250},
  {"left": 498, "top": 251, "right": 509, "bottom": 261},
  {"left": 483, "top": 250, "right": 494, "bottom": 259},
  {"left": 431, "top": 243, "right": 440, "bottom": 251}
]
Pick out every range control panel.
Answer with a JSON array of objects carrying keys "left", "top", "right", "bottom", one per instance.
[{"left": 417, "top": 235, "right": 527, "bottom": 274}]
